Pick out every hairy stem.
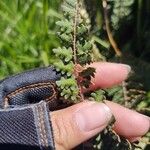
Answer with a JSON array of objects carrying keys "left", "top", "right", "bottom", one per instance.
[
  {"left": 122, "top": 81, "right": 129, "bottom": 106},
  {"left": 73, "top": 0, "right": 78, "bottom": 64},
  {"left": 73, "top": 0, "right": 84, "bottom": 101}
]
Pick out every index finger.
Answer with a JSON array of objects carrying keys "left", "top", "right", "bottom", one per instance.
[{"left": 85, "top": 62, "right": 131, "bottom": 91}]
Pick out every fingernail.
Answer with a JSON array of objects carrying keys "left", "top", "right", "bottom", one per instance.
[
  {"left": 75, "top": 103, "right": 114, "bottom": 132},
  {"left": 120, "top": 64, "right": 131, "bottom": 74}
]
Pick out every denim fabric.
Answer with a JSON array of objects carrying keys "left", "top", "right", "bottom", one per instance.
[
  {"left": 0, "top": 101, "right": 55, "bottom": 150},
  {"left": 0, "top": 67, "right": 62, "bottom": 150},
  {"left": 0, "top": 67, "right": 61, "bottom": 109}
]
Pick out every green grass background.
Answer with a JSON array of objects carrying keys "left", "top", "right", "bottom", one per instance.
[{"left": 0, "top": 0, "right": 62, "bottom": 78}]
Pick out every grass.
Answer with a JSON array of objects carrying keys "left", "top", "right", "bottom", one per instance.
[{"left": 0, "top": 0, "right": 62, "bottom": 78}]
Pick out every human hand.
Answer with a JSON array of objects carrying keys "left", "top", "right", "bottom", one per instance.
[{"left": 50, "top": 62, "right": 150, "bottom": 150}]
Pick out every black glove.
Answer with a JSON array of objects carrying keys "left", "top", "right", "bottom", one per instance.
[{"left": 0, "top": 66, "right": 63, "bottom": 111}]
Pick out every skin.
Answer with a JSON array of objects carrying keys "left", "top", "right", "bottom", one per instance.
[{"left": 50, "top": 62, "right": 150, "bottom": 150}]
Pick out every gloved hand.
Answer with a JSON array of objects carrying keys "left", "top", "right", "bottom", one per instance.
[{"left": 0, "top": 66, "right": 62, "bottom": 150}]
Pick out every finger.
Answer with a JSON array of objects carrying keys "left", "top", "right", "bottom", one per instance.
[
  {"left": 50, "top": 101, "right": 113, "bottom": 150},
  {"left": 104, "top": 100, "right": 150, "bottom": 140},
  {"left": 87, "top": 62, "right": 131, "bottom": 91},
  {"left": 128, "top": 137, "right": 141, "bottom": 142}
]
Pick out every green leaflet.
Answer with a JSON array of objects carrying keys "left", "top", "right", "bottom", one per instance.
[
  {"left": 56, "top": 19, "right": 73, "bottom": 33},
  {"left": 62, "top": 5, "right": 75, "bottom": 14},
  {"left": 53, "top": 60, "right": 74, "bottom": 76},
  {"left": 57, "top": 33, "right": 72, "bottom": 43},
  {"left": 56, "top": 77, "right": 77, "bottom": 88},
  {"left": 77, "top": 24, "right": 88, "bottom": 36},
  {"left": 65, "top": 0, "right": 76, "bottom": 7},
  {"left": 91, "top": 90, "right": 106, "bottom": 102},
  {"left": 53, "top": 47, "right": 73, "bottom": 62}
]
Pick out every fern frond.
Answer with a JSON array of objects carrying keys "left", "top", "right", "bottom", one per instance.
[
  {"left": 108, "top": 0, "right": 135, "bottom": 29},
  {"left": 53, "top": 0, "right": 96, "bottom": 102}
]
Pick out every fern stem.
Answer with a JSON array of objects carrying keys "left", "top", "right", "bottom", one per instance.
[
  {"left": 73, "top": 0, "right": 79, "bottom": 64},
  {"left": 73, "top": 0, "right": 84, "bottom": 101},
  {"left": 122, "top": 81, "right": 129, "bottom": 106}
]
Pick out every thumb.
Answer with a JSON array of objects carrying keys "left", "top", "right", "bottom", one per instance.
[{"left": 50, "top": 102, "right": 113, "bottom": 150}]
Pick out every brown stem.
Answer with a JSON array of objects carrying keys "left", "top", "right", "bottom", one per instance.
[
  {"left": 102, "top": 0, "right": 122, "bottom": 57},
  {"left": 73, "top": 1, "right": 84, "bottom": 101},
  {"left": 73, "top": 1, "right": 78, "bottom": 64},
  {"left": 122, "top": 81, "right": 129, "bottom": 106}
]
